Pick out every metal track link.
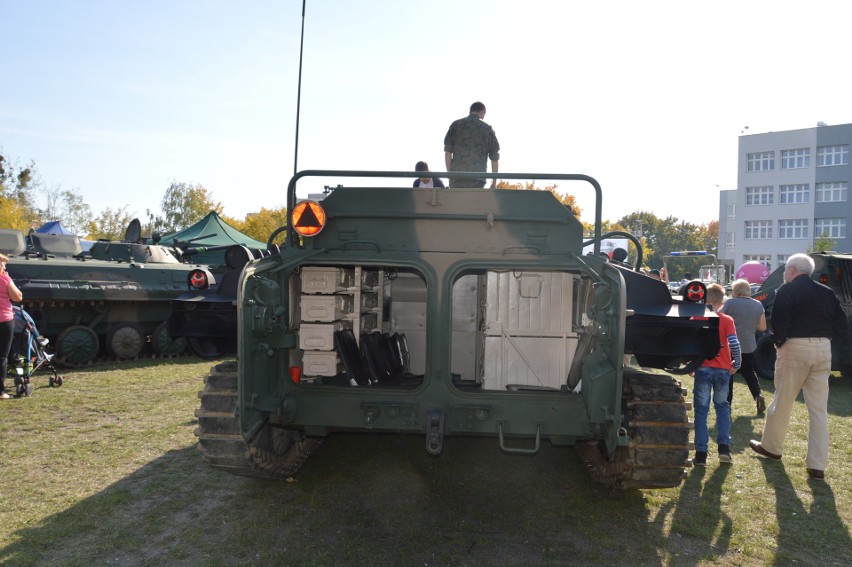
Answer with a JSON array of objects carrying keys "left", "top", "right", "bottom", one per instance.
[
  {"left": 194, "top": 361, "right": 322, "bottom": 479},
  {"left": 576, "top": 369, "right": 691, "bottom": 490}
]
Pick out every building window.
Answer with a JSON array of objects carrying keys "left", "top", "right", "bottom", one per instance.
[
  {"left": 779, "top": 184, "right": 809, "bottom": 204},
  {"left": 746, "top": 186, "right": 773, "bottom": 205},
  {"left": 781, "top": 148, "right": 810, "bottom": 169},
  {"left": 815, "top": 181, "right": 847, "bottom": 202},
  {"left": 744, "top": 220, "right": 773, "bottom": 239},
  {"left": 778, "top": 219, "right": 809, "bottom": 239},
  {"left": 726, "top": 231, "right": 735, "bottom": 247},
  {"left": 744, "top": 254, "right": 772, "bottom": 267},
  {"left": 747, "top": 152, "right": 774, "bottom": 172},
  {"left": 777, "top": 255, "right": 790, "bottom": 268},
  {"left": 815, "top": 218, "right": 846, "bottom": 239},
  {"left": 817, "top": 145, "right": 849, "bottom": 167},
  {"left": 726, "top": 203, "right": 736, "bottom": 219}
]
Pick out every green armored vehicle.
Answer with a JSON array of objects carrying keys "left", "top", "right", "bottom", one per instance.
[
  {"left": 0, "top": 221, "right": 200, "bottom": 364},
  {"left": 752, "top": 252, "right": 852, "bottom": 379},
  {"left": 196, "top": 170, "right": 721, "bottom": 489}
]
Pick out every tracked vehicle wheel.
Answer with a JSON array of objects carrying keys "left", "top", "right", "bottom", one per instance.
[
  {"left": 107, "top": 324, "right": 146, "bottom": 359},
  {"left": 188, "top": 337, "right": 228, "bottom": 360},
  {"left": 576, "top": 369, "right": 691, "bottom": 490},
  {"left": 152, "top": 323, "right": 187, "bottom": 356},
  {"left": 56, "top": 325, "right": 99, "bottom": 366},
  {"left": 194, "top": 361, "right": 322, "bottom": 478}
]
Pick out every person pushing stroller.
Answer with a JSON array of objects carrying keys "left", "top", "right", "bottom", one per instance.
[{"left": 0, "top": 253, "right": 24, "bottom": 399}]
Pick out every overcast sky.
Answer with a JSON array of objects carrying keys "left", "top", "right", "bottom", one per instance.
[{"left": 2, "top": 0, "right": 850, "bottom": 227}]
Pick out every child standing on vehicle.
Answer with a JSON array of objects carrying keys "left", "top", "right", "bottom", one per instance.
[{"left": 693, "top": 283, "right": 741, "bottom": 466}]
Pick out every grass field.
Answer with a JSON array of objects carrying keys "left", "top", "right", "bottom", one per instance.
[{"left": 0, "top": 359, "right": 849, "bottom": 566}]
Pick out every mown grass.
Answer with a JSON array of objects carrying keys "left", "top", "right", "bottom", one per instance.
[{"left": 0, "top": 361, "right": 849, "bottom": 566}]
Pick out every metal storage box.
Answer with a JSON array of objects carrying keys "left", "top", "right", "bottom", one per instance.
[
  {"left": 302, "top": 351, "right": 340, "bottom": 376},
  {"left": 299, "top": 321, "right": 352, "bottom": 351},
  {"left": 300, "top": 295, "right": 353, "bottom": 322},
  {"left": 300, "top": 267, "right": 355, "bottom": 294}
]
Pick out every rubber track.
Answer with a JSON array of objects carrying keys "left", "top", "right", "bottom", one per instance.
[
  {"left": 194, "top": 361, "right": 322, "bottom": 479},
  {"left": 576, "top": 368, "right": 691, "bottom": 490}
]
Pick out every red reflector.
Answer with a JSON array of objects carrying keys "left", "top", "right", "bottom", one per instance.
[
  {"left": 685, "top": 283, "right": 705, "bottom": 302},
  {"left": 289, "top": 366, "right": 301, "bottom": 384},
  {"left": 189, "top": 270, "right": 209, "bottom": 289}
]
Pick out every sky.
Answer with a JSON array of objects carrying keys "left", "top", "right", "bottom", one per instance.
[{"left": 2, "top": 0, "right": 851, "bottom": 227}]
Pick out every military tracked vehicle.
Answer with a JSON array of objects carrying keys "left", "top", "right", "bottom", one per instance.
[
  {"left": 0, "top": 221, "right": 208, "bottom": 364},
  {"left": 166, "top": 244, "right": 277, "bottom": 359},
  {"left": 752, "top": 252, "right": 852, "bottom": 378},
  {"left": 195, "top": 170, "right": 721, "bottom": 489}
]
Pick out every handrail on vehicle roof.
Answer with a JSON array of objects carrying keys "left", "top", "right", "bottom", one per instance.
[{"left": 285, "top": 170, "right": 603, "bottom": 255}]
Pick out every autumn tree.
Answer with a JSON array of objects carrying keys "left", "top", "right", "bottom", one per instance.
[
  {"left": 0, "top": 152, "right": 41, "bottom": 230},
  {"left": 147, "top": 181, "right": 222, "bottom": 234},
  {"left": 698, "top": 220, "right": 719, "bottom": 257},
  {"left": 222, "top": 206, "right": 288, "bottom": 245}
]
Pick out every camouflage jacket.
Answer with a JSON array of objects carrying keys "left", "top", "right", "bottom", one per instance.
[{"left": 443, "top": 114, "right": 500, "bottom": 185}]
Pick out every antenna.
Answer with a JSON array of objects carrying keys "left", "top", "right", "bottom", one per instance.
[{"left": 294, "top": 0, "right": 307, "bottom": 176}]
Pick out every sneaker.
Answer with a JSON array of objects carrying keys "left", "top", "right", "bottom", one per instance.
[
  {"left": 694, "top": 451, "right": 707, "bottom": 467},
  {"left": 806, "top": 468, "right": 825, "bottom": 480},
  {"left": 0, "top": 392, "right": 11, "bottom": 400},
  {"left": 718, "top": 444, "right": 733, "bottom": 463},
  {"left": 756, "top": 394, "right": 766, "bottom": 414}
]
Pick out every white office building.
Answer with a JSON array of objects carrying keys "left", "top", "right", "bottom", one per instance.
[{"left": 718, "top": 122, "right": 852, "bottom": 274}]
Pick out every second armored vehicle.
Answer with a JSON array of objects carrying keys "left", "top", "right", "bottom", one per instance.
[
  {"left": 752, "top": 252, "right": 852, "bottom": 378},
  {"left": 0, "top": 221, "right": 209, "bottom": 364}
]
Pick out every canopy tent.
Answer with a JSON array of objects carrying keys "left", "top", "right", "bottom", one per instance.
[
  {"left": 158, "top": 211, "right": 267, "bottom": 266},
  {"left": 36, "top": 221, "right": 74, "bottom": 235}
]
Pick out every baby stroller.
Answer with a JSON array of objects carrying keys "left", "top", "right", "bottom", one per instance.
[{"left": 7, "top": 305, "right": 63, "bottom": 397}]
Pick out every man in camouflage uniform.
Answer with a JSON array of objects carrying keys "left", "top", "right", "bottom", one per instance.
[{"left": 444, "top": 101, "right": 500, "bottom": 188}]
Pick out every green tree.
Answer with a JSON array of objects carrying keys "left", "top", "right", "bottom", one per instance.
[
  {"left": 810, "top": 231, "right": 837, "bottom": 253},
  {"left": 147, "top": 181, "right": 222, "bottom": 234},
  {"left": 615, "top": 211, "right": 717, "bottom": 279},
  {"left": 83, "top": 206, "right": 135, "bottom": 240},
  {"left": 0, "top": 152, "right": 41, "bottom": 230},
  {"left": 61, "top": 191, "right": 94, "bottom": 235},
  {"left": 40, "top": 185, "right": 93, "bottom": 235}
]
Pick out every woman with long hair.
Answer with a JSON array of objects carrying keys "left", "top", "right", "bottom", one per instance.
[{"left": 0, "top": 253, "right": 23, "bottom": 399}]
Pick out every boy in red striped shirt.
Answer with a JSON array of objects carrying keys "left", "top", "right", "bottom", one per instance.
[{"left": 693, "top": 283, "right": 741, "bottom": 466}]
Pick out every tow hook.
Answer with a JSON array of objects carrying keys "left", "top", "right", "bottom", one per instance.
[{"left": 425, "top": 410, "right": 445, "bottom": 455}]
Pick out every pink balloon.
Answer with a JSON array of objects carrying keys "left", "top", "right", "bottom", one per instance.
[{"left": 735, "top": 261, "right": 770, "bottom": 284}]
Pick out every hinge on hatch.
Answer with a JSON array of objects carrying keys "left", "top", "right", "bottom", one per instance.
[{"left": 425, "top": 410, "right": 445, "bottom": 456}]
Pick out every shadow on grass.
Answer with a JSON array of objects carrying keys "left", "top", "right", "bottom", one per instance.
[
  {"left": 1, "top": 433, "right": 685, "bottom": 567},
  {"left": 668, "top": 464, "right": 732, "bottom": 563},
  {"left": 828, "top": 376, "right": 852, "bottom": 417},
  {"left": 4, "top": 427, "right": 845, "bottom": 566},
  {"left": 759, "top": 459, "right": 852, "bottom": 564}
]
